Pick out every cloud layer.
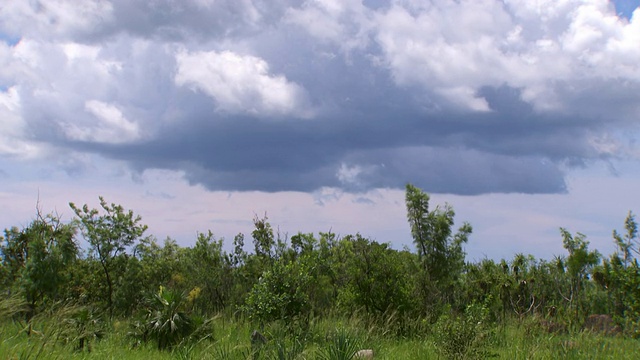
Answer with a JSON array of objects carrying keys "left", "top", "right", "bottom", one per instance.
[{"left": 1, "top": 0, "right": 639, "bottom": 195}]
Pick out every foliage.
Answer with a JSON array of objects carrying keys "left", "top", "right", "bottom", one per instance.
[
  {"left": 405, "top": 184, "right": 472, "bottom": 313},
  {"left": 184, "top": 231, "right": 232, "bottom": 314},
  {"left": 593, "top": 212, "right": 640, "bottom": 335},
  {"left": 558, "top": 228, "right": 600, "bottom": 315},
  {"left": 5, "top": 191, "right": 640, "bottom": 358},
  {"left": 335, "top": 235, "right": 414, "bottom": 317},
  {"left": 144, "top": 286, "right": 197, "bottom": 350},
  {"left": 613, "top": 211, "right": 638, "bottom": 268},
  {"left": 433, "top": 301, "right": 493, "bottom": 360},
  {"left": 70, "top": 197, "right": 148, "bottom": 318},
  {"left": 253, "top": 214, "right": 276, "bottom": 262},
  {"left": 0, "top": 210, "right": 78, "bottom": 323},
  {"left": 317, "top": 327, "right": 362, "bottom": 360},
  {"left": 62, "top": 305, "right": 105, "bottom": 351},
  {"left": 244, "top": 257, "right": 311, "bottom": 326}
]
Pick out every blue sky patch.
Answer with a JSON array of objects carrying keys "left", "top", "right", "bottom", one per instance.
[
  {"left": 613, "top": 0, "right": 640, "bottom": 19},
  {"left": 0, "top": 32, "right": 20, "bottom": 46}
]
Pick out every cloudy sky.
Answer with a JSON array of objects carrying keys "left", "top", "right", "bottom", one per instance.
[{"left": 1, "top": 0, "right": 640, "bottom": 260}]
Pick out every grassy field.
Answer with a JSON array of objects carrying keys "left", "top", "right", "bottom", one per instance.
[{"left": 2, "top": 313, "right": 640, "bottom": 360}]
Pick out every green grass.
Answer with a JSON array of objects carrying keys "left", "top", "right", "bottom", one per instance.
[
  {"left": 2, "top": 315, "right": 640, "bottom": 359},
  {"left": 495, "top": 327, "right": 640, "bottom": 359}
]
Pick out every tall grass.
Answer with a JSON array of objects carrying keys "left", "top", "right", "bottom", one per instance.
[
  {"left": 317, "top": 327, "right": 361, "bottom": 360},
  {"left": 2, "top": 305, "right": 640, "bottom": 360}
]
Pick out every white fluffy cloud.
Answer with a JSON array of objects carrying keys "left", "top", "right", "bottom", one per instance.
[
  {"left": 372, "top": 0, "right": 640, "bottom": 112},
  {"left": 0, "top": 0, "right": 114, "bottom": 41},
  {"left": 285, "top": 0, "right": 640, "bottom": 112},
  {"left": 285, "top": 0, "right": 373, "bottom": 50},
  {"left": 0, "top": 87, "right": 41, "bottom": 158},
  {"left": 175, "top": 50, "right": 312, "bottom": 118},
  {"left": 62, "top": 100, "right": 140, "bottom": 144}
]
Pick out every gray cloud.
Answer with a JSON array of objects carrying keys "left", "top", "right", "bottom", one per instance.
[{"left": 1, "top": 0, "right": 639, "bottom": 195}]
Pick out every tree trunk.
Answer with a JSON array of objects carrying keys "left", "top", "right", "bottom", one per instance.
[{"left": 100, "top": 259, "right": 114, "bottom": 318}]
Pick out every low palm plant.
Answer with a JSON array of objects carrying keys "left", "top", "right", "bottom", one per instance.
[
  {"left": 64, "top": 306, "right": 104, "bottom": 351},
  {"left": 318, "top": 327, "right": 361, "bottom": 360},
  {"left": 146, "top": 286, "right": 195, "bottom": 350}
]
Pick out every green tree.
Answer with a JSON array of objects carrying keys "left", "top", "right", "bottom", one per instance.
[
  {"left": 70, "top": 197, "right": 148, "bottom": 318},
  {"left": 252, "top": 214, "right": 275, "bottom": 263},
  {"left": 557, "top": 228, "right": 600, "bottom": 317},
  {"left": 613, "top": 211, "right": 638, "bottom": 268},
  {"left": 0, "top": 211, "right": 77, "bottom": 322},
  {"left": 460, "top": 259, "right": 506, "bottom": 320},
  {"left": 183, "top": 231, "right": 232, "bottom": 313},
  {"left": 135, "top": 237, "right": 183, "bottom": 294},
  {"left": 405, "top": 184, "right": 472, "bottom": 312},
  {"left": 291, "top": 232, "right": 339, "bottom": 316},
  {"left": 335, "top": 235, "right": 413, "bottom": 316},
  {"left": 1, "top": 227, "right": 27, "bottom": 290},
  {"left": 594, "top": 213, "right": 640, "bottom": 328}
]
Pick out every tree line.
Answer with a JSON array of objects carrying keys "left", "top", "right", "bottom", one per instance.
[{"left": 1, "top": 184, "right": 640, "bottom": 349}]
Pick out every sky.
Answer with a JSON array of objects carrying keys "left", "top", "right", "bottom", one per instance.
[{"left": 1, "top": 0, "right": 640, "bottom": 261}]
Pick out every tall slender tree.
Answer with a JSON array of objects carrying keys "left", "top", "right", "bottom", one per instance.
[
  {"left": 613, "top": 211, "right": 638, "bottom": 268},
  {"left": 405, "top": 184, "right": 472, "bottom": 310},
  {"left": 558, "top": 229, "right": 600, "bottom": 315}
]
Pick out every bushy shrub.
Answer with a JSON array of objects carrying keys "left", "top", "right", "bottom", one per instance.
[
  {"left": 244, "top": 260, "right": 311, "bottom": 327},
  {"left": 433, "top": 302, "right": 493, "bottom": 360}
]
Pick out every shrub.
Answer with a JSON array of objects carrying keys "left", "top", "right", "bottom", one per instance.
[
  {"left": 433, "top": 302, "right": 493, "bottom": 360},
  {"left": 244, "top": 260, "right": 311, "bottom": 327}
]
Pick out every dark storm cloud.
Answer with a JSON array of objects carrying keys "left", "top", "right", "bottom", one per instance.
[{"left": 74, "top": 82, "right": 592, "bottom": 194}]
